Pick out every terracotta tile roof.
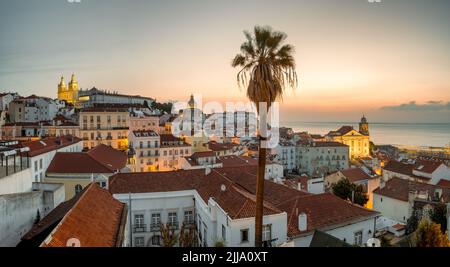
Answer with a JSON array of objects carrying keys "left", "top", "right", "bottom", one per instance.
[
  {"left": 437, "top": 179, "right": 450, "bottom": 188},
  {"left": 109, "top": 166, "right": 378, "bottom": 234},
  {"left": 208, "top": 141, "right": 238, "bottom": 151},
  {"left": 190, "top": 151, "right": 216, "bottom": 159},
  {"left": 19, "top": 187, "right": 88, "bottom": 245},
  {"left": 278, "top": 193, "right": 378, "bottom": 237},
  {"left": 42, "top": 183, "right": 126, "bottom": 247},
  {"left": 384, "top": 159, "right": 443, "bottom": 179},
  {"left": 87, "top": 144, "right": 127, "bottom": 170},
  {"left": 47, "top": 153, "right": 114, "bottom": 173},
  {"left": 392, "top": 223, "right": 405, "bottom": 230},
  {"left": 18, "top": 135, "right": 82, "bottom": 157},
  {"left": 283, "top": 175, "right": 309, "bottom": 192},
  {"left": 383, "top": 160, "right": 414, "bottom": 176},
  {"left": 328, "top": 126, "right": 354, "bottom": 136},
  {"left": 219, "top": 155, "right": 258, "bottom": 167},
  {"left": 373, "top": 177, "right": 450, "bottom": 202},
  {"left": 413, "top": 159, "right": 443, "bottom": 174},
  {"left": 340, "top": 168, "right": 373, "bottom": 183},
  {"left": 108, "top": 168, "right": 282, "bottom": 220},
  {"left": 47, "top": 144, "right": 126, "bottom": 174}
]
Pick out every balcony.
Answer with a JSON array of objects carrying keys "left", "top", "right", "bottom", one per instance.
[
  {"left": 183, "top": 220, "right": 196, "bottom": 228},
  {"left": 150, "top": 223, "right": 161, "bottom": 232},
  {"left": 133, "top": 224, "right": 147, "bottom": 233},
  {"left": 168, "top": 221, "right": 179, "bottom": 230}
]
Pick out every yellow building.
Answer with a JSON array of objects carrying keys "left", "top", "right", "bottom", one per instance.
[
  {"left": 327, "top": 116, "right": 370, "bottom": 159},
  {"left": 57, "top": 73, "right": 79, "bottom": 105},
  {"left": 79, "top": 107, "right": 130, "bottom": 151}
]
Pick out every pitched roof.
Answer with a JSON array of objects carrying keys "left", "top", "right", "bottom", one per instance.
[
  {"left": 87, "top": 144, "right": 127, "bottom": 170},
  {"left": 109, "top": 168, "right": 281, "bottom": 219},
  {"left": 340, "top": 168, "right": 373, "bottom": 183},
  {"left": 208, "top": 141, "right": 238, "bottom": 151},
  {"left": 47, "top": 144, "right": 127, "bottom": 174},
  {"left": 413, "top": 159, "right": 444, "bottom": 174},
  {"left": 218, "top": 155, "right": 258, "bottom": 167},
  {"left": 437, "top": 179, "right": 450, "bottom": 188},
  {"left": 373, "top": 177, "right": 450, "bottom": 202},
  {"left": 278, "top": 193, "right": 378, "bottom": 237},
  {"left": 19, "top": 187, "right": 86, "bottom": 245},
  {"left": 309, "top": 230, "right": 351, "bottom": 247},
  {"left": 190, "top": 151, "right": 216, "bottom": 159},
  {"left": 41, "top": 183, "right": 126, "bottom": 247},
  {"left": 109, "top": 166, "right": 378, "bottom": 234},
  {"left": 383, "top": 160, "right": 414, "bottom": 176},
  {"left": 19, "top": 135, "right": 82, "bottom": 157}
]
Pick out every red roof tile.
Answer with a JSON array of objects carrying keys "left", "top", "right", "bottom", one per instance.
[
  {"left": 373, "top": 177, "right": 450, "bottom": 202},
  {"left": 47, "top": 144, "right": 127, "bottom": 173},
  {"left": 437, "top": 179, "right": 450, "bottom": 188},
  {"left": 87, "top": 144, "right": 127, "bottom": 170},
  {"left": 42, "top": 183, "right": 126, "bottom": 247},
  {"left": 109, "top": 166, "right": 378, "bottom": 233},
  {"left": 19, "top": 135, "right": 82, "bottom": 157},
  {"left": 340, "top": 168, "right": 373, "bottom": 183}
]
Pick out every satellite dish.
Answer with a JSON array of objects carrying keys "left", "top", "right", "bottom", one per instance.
[
  {"left": 220, "top": 184, "right": 226, "bottom": 192},
  {"left": 366, "top": 238, "right": 381, "bottom": 247}
]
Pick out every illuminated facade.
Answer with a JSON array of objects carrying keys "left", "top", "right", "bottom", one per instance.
[
  {"left": 57, "top": 74, "right": 79, "bottom": 105},
  {"left": 79, "top": 107, "right": 129, "bottom": 151},
  {"left": 327, "top": 116, "right": 370, "bottom": 159}
]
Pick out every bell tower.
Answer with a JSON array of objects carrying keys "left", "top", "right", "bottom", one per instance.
[
  {"left": 57, "top": 75, "right": 67, "bottom": 100},
  {"left": 359, "top": 115, "right": 369, "bottom": 135}
]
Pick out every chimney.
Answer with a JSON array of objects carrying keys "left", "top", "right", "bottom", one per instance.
[
  {"left": 297, "top": 182, "right": 302, "bottom": 191},
  {"left": 205, "top": 167, "right": 211, "bottom": 175},
  {"left": 298, "top": 213, "right": 307, "bottom": 231}
]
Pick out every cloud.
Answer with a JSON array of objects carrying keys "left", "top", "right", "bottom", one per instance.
[{"left": 381, "top": 101, "right": 450, "bottom": 111}]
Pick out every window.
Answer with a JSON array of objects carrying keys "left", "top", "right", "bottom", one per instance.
[
  {"left": 222, "top": 225, "right": 226, "bottom": 241},
  {"left": 75, "top": 184, "right": 82, "bottom": 194},
  {"left": 151, "top": 235, "right": 161, "bottom": 246},
  {"left": 151, "top": 213, "right": 161, "bottom": 227},
  {"left": 39, "top": 158, "right": 43, "bottom": 170},
  {"left": 262, "top": 224, "right": 272, "bottom": 242},
  {"left": 184, "top": 210, "right": 194, "bottom": 224},
  {"left": 168, "top": 212, "right": 178, "bottom": 226},
  {"left": 134, "top": 237, "right": 145, "bottom": 247},
  {"left": 241, "top": 229, "right": 249, "bottom": 243},
  {"left": 354, "top": 230, "right": 363, "bottom": 246},
  {"left": 34, "top": 160, "right": 38, "bottom": 172},
  {"left": 134, "top": 214, "right": 144, "bottom": 227}
]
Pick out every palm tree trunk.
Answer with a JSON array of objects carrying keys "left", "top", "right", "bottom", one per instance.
[{"left": 255, "top": 138, "right": 267, "bottom": 247}]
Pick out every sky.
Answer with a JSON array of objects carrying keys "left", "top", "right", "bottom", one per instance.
[{"left": 0, "top": 0, "right": 449, "bottom": 123}]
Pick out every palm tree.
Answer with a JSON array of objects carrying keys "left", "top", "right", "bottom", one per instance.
[{"left": 232, "top": 26, "right": 297, "bottom": 247}]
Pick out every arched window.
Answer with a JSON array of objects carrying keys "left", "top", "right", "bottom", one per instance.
[{"left": 75, "top": 184, "right": 82, "bottom": 195}]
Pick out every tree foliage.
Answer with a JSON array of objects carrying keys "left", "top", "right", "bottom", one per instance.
[
  {"left": 160, "top": 223, "right": 179, "bottom": 247},
  {"left": 231, "top": 25, "right": 297, "bottom": 247},
  {"left": 231, "top": 25, "right": 297, "bottom": 111},
  {"left": 414, "top": 218, "right": 450, "bottom": 247},
  {"left": 151, "top": 100, "right": 173, "bottom": 114},
  {"left": 178, "top": 223, "right": 199, "bottom": 247},
  {"left": 406, "top": 212, "right": 419, "bottom": 235},
  {"left": 429, "top": 203, "right": 447, "bottom": 233},
  {"left": 331, "top": 178, "right": 368, "bottom": 206}
]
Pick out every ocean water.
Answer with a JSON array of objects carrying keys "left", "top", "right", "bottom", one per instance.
[{"left": 281, "top": 121, "right": 450, "bottom": 148}]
